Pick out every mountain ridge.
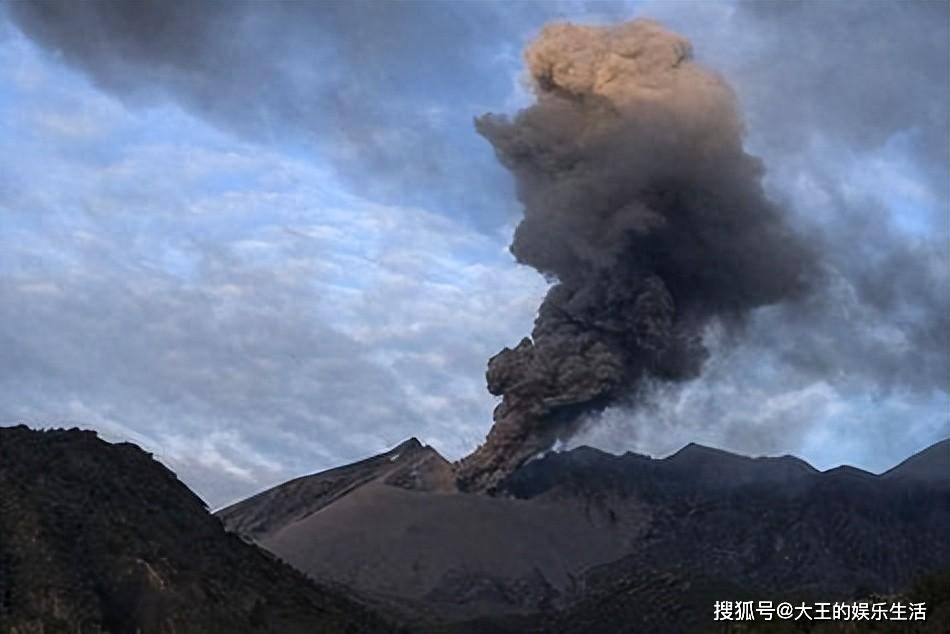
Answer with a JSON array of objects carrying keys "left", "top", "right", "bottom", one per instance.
[
  {"left": 218, "top": 434, "right": 950, "bottom": 627},
  {"left": 882, "top": 437, "right": 950, "bottom": 483},
  {"left": 5, "top": 422, "right": 946, "bottom": 631}
]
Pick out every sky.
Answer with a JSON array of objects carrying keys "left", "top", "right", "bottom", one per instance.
[{"left": 1, "top": 0, "right": 947, "bottom": 509}]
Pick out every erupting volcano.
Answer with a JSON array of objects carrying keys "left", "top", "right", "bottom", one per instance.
[{"left": 457, "top": 20, "right": 815, "bottom": 492}]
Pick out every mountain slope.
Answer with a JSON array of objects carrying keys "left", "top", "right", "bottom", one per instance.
[
  {"left": 220, "top": 438, "right": 950, "bottom": 629},
  {"left": 219, "top": 438, "right": 629, "bottom": 622},
  {"left": 217, "top": 437, "right": 456, "bottom": 540},
  {"left": 494, "top": 440, "right": 950, "bottom": 631},
  {"left": 883, "top": 438, "right": 950, "bottom": 483},
  {"left": 0, "top": 425, "right": 396, "bottom": 634}
]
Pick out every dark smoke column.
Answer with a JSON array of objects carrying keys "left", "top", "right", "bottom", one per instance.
[{"left": 456, "top": 20, "right": 814, "bottom": 493}]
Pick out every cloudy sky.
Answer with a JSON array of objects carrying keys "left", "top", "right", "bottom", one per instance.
[{"left": 2, "top": 0, "right": 947, "bottom": 508}]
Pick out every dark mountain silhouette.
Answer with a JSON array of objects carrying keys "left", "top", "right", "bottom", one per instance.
[
  {"left": 4, "top": 422, "right": 947, "bottom": 633},
  {"left": 494, "top": 441, "right": 950, "bottom": 631},
  {"left": 0, "top": 425, "right": 397, "bottom": 633},
  {"left": 219, "top": 437, "right": 950, "bottom": 631},
  {"left": 882, "top": 438, "right": 950, "bottom": 484},
  {"left": 663, "top": 442, "right": 819, "bottom": 487}
]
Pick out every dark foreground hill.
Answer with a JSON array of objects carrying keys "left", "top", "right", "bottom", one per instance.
[
  {"left": 0, "top": 425, "right": 396, "bottom": 634},
  {"left": 219, "top": 437, "right": 950, "bottom": 632}
]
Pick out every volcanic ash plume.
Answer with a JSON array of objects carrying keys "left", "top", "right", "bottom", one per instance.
[{"left": 456, "top": 19, "right": 815, "bottom": 492}]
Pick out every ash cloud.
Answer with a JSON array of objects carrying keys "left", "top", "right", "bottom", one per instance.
[
  {"left": 596, "top": 0, "right": 950, "bottom": 467},
  {"left": 733, "top": 0, "right": 950, "bottom": 204},
  {"left": 457, "top": 20, "right": 817, "bottom": 491}
]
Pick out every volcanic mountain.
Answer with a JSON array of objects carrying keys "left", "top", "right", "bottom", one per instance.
[
  {"left": 3, "top": 423, "right": 947, "bottom": 633},
  {"left": 218, "top": 436, "right": 950, "bottom": 631},
  {"left": 0, "top": 425, "right": 396, "bottom": 633}
]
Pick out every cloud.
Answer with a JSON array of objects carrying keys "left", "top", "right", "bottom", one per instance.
[
  {"left": 5, "top": 0, "right": 631, "bottom": 229},
  {"left": 0, "top": 35, "right": 547, "bottom": 507},
  {"left": 459, "top": 18, "right": 822, "bottom": 491},
  {"left": 1, "top": 1, "right": 946, "bottom": 500},
  {"left": 0, "top": 168, "right": 547, "bottom": 507},
  {"left": 570, "top": 321, "right": 950, "bottom": 473},
  {"left": 556, "top": 0, "right": 949, "bottom": 462}
]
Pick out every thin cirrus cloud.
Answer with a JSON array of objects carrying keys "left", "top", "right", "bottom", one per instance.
[
  {"left": 1, "top": 1, "right": 947, "bottom": 505},
  {"left": 0, "top": 22, "right": 547, "bottom": 507}
]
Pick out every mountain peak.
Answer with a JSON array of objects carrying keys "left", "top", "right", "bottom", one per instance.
[
  {"left": 668, "top": 441, "right": 731, "bottom": 458},
  {"left": 390, "top": 436, "right": 424, "bottom": 453},
  {"left": 218, "top": 434, "right": 455, "bottom": 540},
  {"left": 665, "top": 442, "right": 754, "bottom": 467}
]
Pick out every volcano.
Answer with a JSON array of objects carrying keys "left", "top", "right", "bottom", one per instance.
[
  {"left": 217, "top": 434, "right": 950, "bottom": 630},
  {"left": 3, "top": 423, "right": 948, "bottom": 632}
]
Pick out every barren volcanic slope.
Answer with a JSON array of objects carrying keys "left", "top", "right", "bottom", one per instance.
[
  {"left": 0, "top": 425, "right": 396, "bottom": 634},
  {"left": 217, "top": 439, "right": 632, "bottom": 624},
  {"left": 219, "top": 438, "right": 950, "bottom": 631}
]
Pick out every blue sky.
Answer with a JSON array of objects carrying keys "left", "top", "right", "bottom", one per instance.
[{"left": 1, "top": 1, "right": 947, "bottom": 508}]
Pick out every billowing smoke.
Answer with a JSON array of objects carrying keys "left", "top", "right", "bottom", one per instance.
[{"left": 457, "top": 20, "right": 816, "bottom": 492}]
